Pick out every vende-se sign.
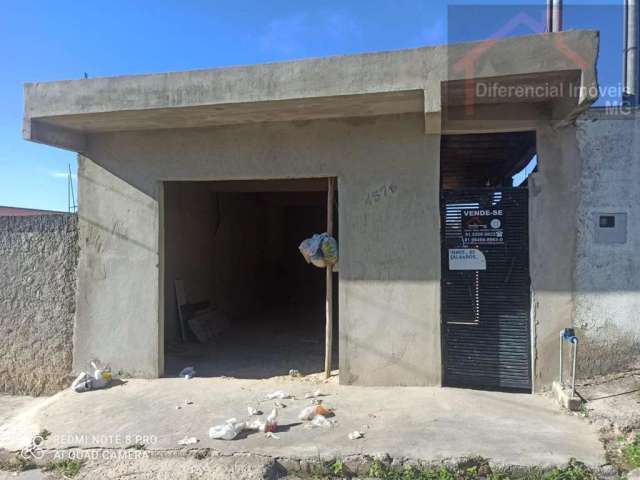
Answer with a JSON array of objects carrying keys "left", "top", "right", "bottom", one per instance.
[{"left": 461, "top": 209, "right": 504, "bottom": 245}]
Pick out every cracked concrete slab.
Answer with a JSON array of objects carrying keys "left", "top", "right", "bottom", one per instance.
[{"left": 0, "top": 378, "right": 605, "bottom": 470}]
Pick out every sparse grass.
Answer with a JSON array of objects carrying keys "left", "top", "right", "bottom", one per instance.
[
  {"left": 622, "top": 434, "right": 640, "bottom": 469},
  {"left": 0, "top": 454, "right": 37, "bottom": 472},
  {"left": 306, "top": 457, "right": 598, "bottom": 480},
  {"left": 578, "top": 403, "right": 589, "bottom": 418},
  {"left": 330, "top": 458, "right": 348, "bottom": 477},
  {"left": 544, "top": 459, "right": 596, "bottom": 480},
  {"left": 43, "top": 459, "right": 85, "bottom": 478},
  {"left": 38, "top": 428, "right": 52, "bottom": 440},
  {"left": 310, "top": 458, "right": 351, "bottom": 479}
]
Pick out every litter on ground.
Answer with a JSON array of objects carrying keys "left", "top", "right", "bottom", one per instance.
[
  {"left": 304, "top": 415, "right": 333, "bottom": 429},
  {"left": 71, "top": 361, "right": 112, "bottom": 393},
  {"left": 303, "top": 390, "right": 323, "bottom": 399},
  {"left": 209, "top": 418, "right": 246, "bottom": 440},
  {"left": 266, "top": 390, "right": 290, "bottom": 400},
  {"left": 177, "top": 436, "right": 199, "bottom": 446},
  {"left": 179, "top": 366, "right": 195, "bottom": 379},
  {"left": 348, "top": 431, "right": 364, "bottom": 440},
  {"left": 247, "top": 406, "right": 262, "bottom": 416},
  {"left": 298, "top": 403, "right": 332, "bottom": 421}
]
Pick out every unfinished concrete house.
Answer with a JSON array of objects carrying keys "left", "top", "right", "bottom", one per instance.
[{"left": 24, "top": 29, "right": 637, "bottom": 393}]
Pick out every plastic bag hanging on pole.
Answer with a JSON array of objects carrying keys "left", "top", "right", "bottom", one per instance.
[{"left": 299, "top": 233, "right": 338, "bottom": 268}]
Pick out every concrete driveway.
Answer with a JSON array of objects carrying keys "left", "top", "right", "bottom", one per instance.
[{"left": 0, "top": 377, "right": 605, "bottom": 473}]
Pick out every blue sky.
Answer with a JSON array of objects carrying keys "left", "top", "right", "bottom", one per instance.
[{"left": 0, "top": 0, "right": 623, "bottom": 211}]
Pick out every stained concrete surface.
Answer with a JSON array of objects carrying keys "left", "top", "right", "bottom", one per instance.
[
  {"left": 0, "top": 378, "right": 605, "bottom": 472},
  {"left": 165, "top": 307, "right": 338, "bottom": 379}
]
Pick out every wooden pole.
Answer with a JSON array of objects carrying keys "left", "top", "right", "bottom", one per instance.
[{"left": 324, "top": 177, "right": 335, "bottom": 379}]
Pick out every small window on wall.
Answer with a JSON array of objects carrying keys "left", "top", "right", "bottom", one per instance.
[{"left": 594, "top": 212, "right": 627, "bottom": 244}]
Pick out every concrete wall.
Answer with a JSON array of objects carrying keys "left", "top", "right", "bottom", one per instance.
[
  {"left": 574, "top": 108, "right": 640, "bottom": 377},
  {"left": 76, "top": 108, "right": 611, "bottom": 388},
  {"left": 530, "top": 124, "right": 583, "bottom": 389},
  {"left": 77, "top": 113, "right": 442, "bottom": 385},
  {"left": 76, "top": 158, "right": 160, "bottom": 377},
  {"left": 0, "top": 214, "right": 78, "bottom": 395},
  {"left": 163, "top": 183, "right": 219, "bottom": 341}
]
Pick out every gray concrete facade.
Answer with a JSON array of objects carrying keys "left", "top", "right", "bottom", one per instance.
[
  {"left": 574, "top": 108, "right": 640, "bottom": 377},
  {"left": 23, "top": 31, "right": 604, "bottom": 390},
  {"left": 0, "top": 214, "right": 78, "bottom": 395}
]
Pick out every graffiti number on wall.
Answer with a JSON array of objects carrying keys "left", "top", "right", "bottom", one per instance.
[{"left": 366, "top": 183, "right": 398, "bottom": 205}]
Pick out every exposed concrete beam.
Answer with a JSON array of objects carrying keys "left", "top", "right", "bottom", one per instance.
[
  {"left": 27, "top": 119, "right": 87, "bottom": 153},
  {"left": 23, "top": 30, "right": 599, "bottom": 151}
]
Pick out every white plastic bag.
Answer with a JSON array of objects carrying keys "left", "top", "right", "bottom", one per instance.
[
  {"left": 266, "top": 390, "right": 290, "bottom": 400},
  {"left": 71, "top": 372, "right": 93, "bottom": 393},
  {"left": 298, "top": 406, "right": 317, "bottom": 421},
  {"left": 91, "top": 361, "right": 112, "bottom": 389},
  {"left": 311, "top": 415, "right": 332, "bottom": 428},
  {"left": 179, "top": 366, "right": 195, "bottom": 379},
  {"left": 298, "top": 404, "right": 331, "bottom": 421},
  {"left": 71, "top": 360, "right": 112, "bottom": 393},
  {"left": 208, "top": 418, "right": 246, "bottom": 440},
  {"left": 177, "top": 436, "right": 198, "bottom": 445},
  {"left": 299, "top": 233, "right": 339, "bottom": 268},
  {"left": 303, "top": 390, "right": 323, "bottom": 399}
]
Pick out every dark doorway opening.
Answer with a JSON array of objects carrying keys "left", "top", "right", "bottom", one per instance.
[
  {"left": 163, "top": 179, "right": 338, "bottom": 379},
  {"left": 440, "top": 131, "right": 535, "bottom": 392}
]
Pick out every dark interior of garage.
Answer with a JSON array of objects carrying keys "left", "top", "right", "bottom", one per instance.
[
  {"left": 163, "top": 179, "right": 338, "bottom": 379},
  {"left": 440, "top": 131, "right": 537, "bottom": 189}
]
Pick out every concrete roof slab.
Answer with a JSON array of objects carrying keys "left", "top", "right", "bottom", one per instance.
[{"left": 23, "top": 30, "right": 599, "bottom": 151}]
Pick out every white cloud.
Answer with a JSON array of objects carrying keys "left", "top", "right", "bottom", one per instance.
[{"left": 47, "top": 171, "right": 76, "bottom": 180}]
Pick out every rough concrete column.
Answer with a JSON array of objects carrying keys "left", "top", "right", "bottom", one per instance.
[
  {"left": 530, "top": 124, "right": 581, "bottom": 390},
  {"left": 74, "top": 155, "right": 160, "bottom": 377}
]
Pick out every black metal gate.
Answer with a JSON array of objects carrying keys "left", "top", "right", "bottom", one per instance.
[{"left": 441, "top": 188, "right": 531, "bottom": 391}]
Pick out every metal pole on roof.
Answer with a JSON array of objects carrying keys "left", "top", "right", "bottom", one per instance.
[
  {"left": 624, "top": 0, "right": 639, "bottom": 105},
  {"left": 547, "top": 0, "right": 563, "bottom": 32},
  {"left": 553, "top": 0, "right": 563, "bottom": 32},
  {"left": 67, "top": 165, "right": 71, "bottom": 213},
  {"left": 68, "top": 163, "right": 76, "bottom": 212},
  {"left": 324, "top": 177, "right": 335, "bottom": 379}
]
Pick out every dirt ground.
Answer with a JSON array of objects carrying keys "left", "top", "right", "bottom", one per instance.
[
  {"left": 577, "top": 369, "right": 640, "bottom": 471},
  {"left": 165, "top": 306, "right": 338, "bottom": 379}
]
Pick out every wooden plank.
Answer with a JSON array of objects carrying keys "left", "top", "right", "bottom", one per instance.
[
  {"left": 174, "top": 279, "right": 188, "bottom": 342},
  {"left": 325, "top": 177, "right": 335, "bottom": 379}
]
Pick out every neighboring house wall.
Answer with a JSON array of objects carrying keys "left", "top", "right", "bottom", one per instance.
[
  {"left": 575, "top": 108, "right": 640, "bottom": 377},
  {"left": 0, "top": 214, "right": 78, "bottom": 395}
]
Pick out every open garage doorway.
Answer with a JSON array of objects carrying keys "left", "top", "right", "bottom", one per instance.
[{"left": 162, "top": 178, "right": 338, "bottom": 379}]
